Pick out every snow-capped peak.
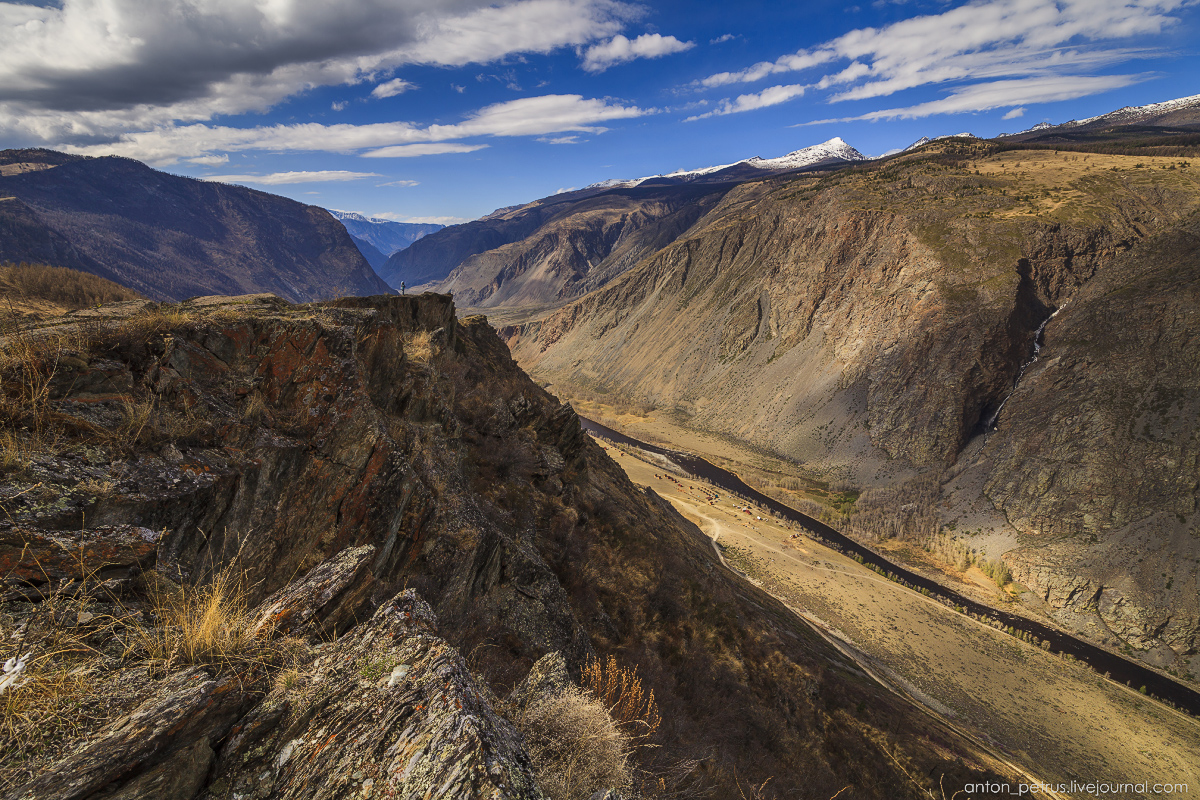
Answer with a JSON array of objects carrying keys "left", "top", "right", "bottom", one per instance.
[
  {"left": 328, "top": 209, "right": 389, "bottom": 224},
  {"left": 585, "top": 137, "right": 867, "bottom": 189}
]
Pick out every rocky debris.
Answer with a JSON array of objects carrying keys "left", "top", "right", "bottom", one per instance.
[
  {"left": 4, "top": 666, "right": 258, "bottom": 800},
  {"left": 203, "top": 590, "right": 547, "bottom": 800},
  {"left": 251, "top": 544, "right": 378, "bottom": 639}
]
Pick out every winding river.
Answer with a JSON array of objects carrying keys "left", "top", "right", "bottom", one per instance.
[{"left": 579, "top": 415, "right": 1200, "bottom": 717}]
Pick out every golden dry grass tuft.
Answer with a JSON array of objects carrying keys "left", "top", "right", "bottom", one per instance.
[
  {"left": 134, "top": 567, "right": 274, "bottom": 674},
  {"left": 403, "top": 330, "right": 433, "bottom": 363}
]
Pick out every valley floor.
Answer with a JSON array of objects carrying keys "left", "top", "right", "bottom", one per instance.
[{"left": 596, "top": 438, "right": 1200, "bottom": 799}]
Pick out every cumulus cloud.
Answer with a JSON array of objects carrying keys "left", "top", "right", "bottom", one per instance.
[
  {"left": 62, "top": 94, "right": 651, "bottom": 164},
  {"left": 204, "top": 170, "right": 384, "bottom": 185},
  {"left": 0, "top": 0, "right": 639, "bottom": 146},
  {"left": 582, "top": 33, "right": 694, "bottom": 72},
  {"left": 696, "top": 0, "right": 1182, "bottom": 118},
  {"left": 371, "top": 79, "right": 416, "bottom": 99},
  {"left": 1003, "top": 106, "right": 1027, "bottom": 119}
]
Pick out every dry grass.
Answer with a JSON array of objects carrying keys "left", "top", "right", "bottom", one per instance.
[
  {"left": 0, "top": 262, "right": 141, "bottom": 316},
  {"left": 241, "top": 390, "right": 268, "bottom": 422},
  {"left": 134, "top": 567, "right": 274, "bottom": 674},
  {"left": 403, "top": 330, "right": 433, "bottom": 363},
  {"left": 518, "top": 685, "right": 633, "bottom": 800}
]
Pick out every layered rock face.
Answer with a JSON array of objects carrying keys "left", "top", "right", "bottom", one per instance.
[
  {"left": 0, "top": 149, "right": 392, "bottom": 302},
  {"left": 504, "top": 144, "right": 1200, "bottom": 668},
  {"left": 0, "top": 293, "right": 1013, "bottom": 798}
]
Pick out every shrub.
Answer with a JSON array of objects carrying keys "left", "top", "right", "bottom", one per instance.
[{"left": 518, "top": 686, "right": 632, "bottom": 800}]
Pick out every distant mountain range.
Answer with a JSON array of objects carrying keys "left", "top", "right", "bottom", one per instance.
[
  {"left": 327, "top": 210, "right": 442, "bottom": 271},
  {"left": 998, "top": 93, "right": 1200, "bottom": 140},
  {"left": 382, "top": 137, "right": 868, "bottom": 303},
  {"left": 0, "top": 149, "right": 391, "bottom": 302}
]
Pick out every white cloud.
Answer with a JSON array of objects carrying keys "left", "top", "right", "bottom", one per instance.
[
  {"left": 204, "top": 170, "right": 384, "bottom": 185},
  {"left": 804, "top": 74, "right": 1141, "bottom": 123},
  {"left": 1002, "top": 106, "right": 1026, "bottom": 119},
  {"left": 695, "top": 0, "right": 1182, "bottom": 118},
  {"left": 687, "top": 84, "right": 808, "bottom": 120},
  {"left": 554, "top": 186, "right": 579, "bottom": 193},
  {"left": 377, "top": 179, "right": 420, "bottom": 187},
  {"left": 582, "top": 33, "right": 694, "bottom": 72},
  {"left": 538, "top": 135, "right": 582, "bottom": 144},
  {"left": 364, "top": 143, "right": 489, "bottom": 158},
  {"left": 62, "top": 94, "right": 651, "bottom": 165},
  {"left": 331, "top": 101, "right": 348, "bottom": 111},
  {"left": 188, "top": 154, "right": 228, "bottom": 166},
  {"left": 710, "top": 34, "right": 736, "bottom": 45},
  {"left": 0, "top": 0, "right": 639, "bottom": 147},
  {"left": 372, "top": 79, "right": 415, "bottom": 99}
]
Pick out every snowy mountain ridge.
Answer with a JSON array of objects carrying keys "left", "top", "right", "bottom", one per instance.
[
  {"left": 998, "top": 93, "right": 1200, "bottom": 137},
  {"left": 586, "top": 137, "right": 867, "bottom": 190}
]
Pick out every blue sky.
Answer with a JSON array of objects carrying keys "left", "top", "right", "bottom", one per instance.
[{"left": 2, "top": 0, "right": 1198, "bottom": 223}]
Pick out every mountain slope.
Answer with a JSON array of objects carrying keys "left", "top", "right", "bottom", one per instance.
[
  {"left": 328, "top": 209, "right": 443, "bottom": 255},
  {"left": 0, "top": 149, "right": 392, "bottom": 302},
  {"left": 1001, "top": 93, "right": 1200, "bottom": 140},
  {"left": 348, "top": 233, "right": 390, "bottom": 271},
  {"left": 504, "top": 139, "right": 1200, "bottom": 670}
]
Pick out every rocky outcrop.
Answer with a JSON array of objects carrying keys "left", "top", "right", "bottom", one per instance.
[
  {"left": 0, "top": 292, "right": 1021, "bottom": 798},
  {"left": 3, "top": 543, "right": 547, "bottom": 800},
  {"left": 204, "top": 589, "right": 547, "bottom": 800}
]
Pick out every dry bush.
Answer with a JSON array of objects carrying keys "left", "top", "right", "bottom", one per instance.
[
  {"left": 582, "top": 655, "right": 661, "bottom": 742},
  {"left": 518, "top": 686, "right": 632, "bottom": 800}
]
